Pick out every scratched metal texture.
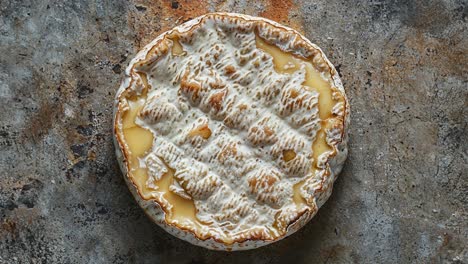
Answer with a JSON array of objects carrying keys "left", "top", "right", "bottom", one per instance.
[{"left": 0, "top": 0, "right": 467, "bottom": 263}]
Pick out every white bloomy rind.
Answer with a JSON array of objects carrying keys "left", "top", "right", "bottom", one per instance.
[{"left": 113, "top": 13, "right": 349, "bottom": 251}]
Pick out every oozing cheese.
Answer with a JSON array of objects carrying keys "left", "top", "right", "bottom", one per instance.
[
  {"left": 122, "top": 97, "right": 203, "bottom": 226},
  {"left": 115, "top": 14, "right": 347, "bottom": 245},
  {"left": 255, "top": 35, "right": 341, "bottom": 209}
]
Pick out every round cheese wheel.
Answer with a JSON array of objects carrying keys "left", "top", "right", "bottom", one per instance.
[{"left": 113, "top": 13, "right": 349, "bottom": 251}]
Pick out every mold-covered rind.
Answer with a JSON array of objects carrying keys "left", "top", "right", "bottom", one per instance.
[{"left": 113, "top": 13, "right": 349, "bottom": 251}]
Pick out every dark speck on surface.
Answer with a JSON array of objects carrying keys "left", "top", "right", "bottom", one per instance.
[
  {"left": 334, "top": 64, "right": 342, "bottom": 77},
  {"left": 135, "top": 5, "right": 147, "bottom": 12},
  {"left": 5, "top": 200, "right": 19, "bottom": 211},
  {"left": 76, "top": 125, "right": 94, "bottom": 136},
  {"left": 112, "top": 64, "right": 122, "bottom": 74},
  {"left": 70, "top": 144, "right": 88, "bottom": 158},
  {"left": 77, "top": 82, "right": 94, "bottom": 99}
]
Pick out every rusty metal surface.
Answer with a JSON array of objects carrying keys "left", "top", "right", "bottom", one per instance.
[{"left": 0, "top": 0, "right": 467, "bottom": 263}]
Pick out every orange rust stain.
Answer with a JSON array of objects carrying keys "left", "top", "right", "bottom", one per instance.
[
  {"left": 382, "top": 29, "right": 466, "bottom": 87},
  {"left": 129, "top": 0, "right": 209, "bottom": 50},
  {"left": 259, "top": 0, "right": 303, "bottom": 33},
  {"left": 1, "top": 219, "right": 17, "bottom": 234},
  {"left": 160, "top": 0, "right": 209, "bottom": 25},
  {"left": 128, "top": 0, "right": 306, "bottom": 49},
  {"left": 87, "top": 150, "right": 96, "bottom": 161},
  {"left": 408, "top": 31, "right": 466, "bottom": 78},
  {"left": 22, "top": 100, "right": 62, "bottom": 140}
]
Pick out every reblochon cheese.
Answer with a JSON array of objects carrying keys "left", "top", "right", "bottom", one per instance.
[{"left": 114, "top": 13, "right": 349, "bottom": 251}]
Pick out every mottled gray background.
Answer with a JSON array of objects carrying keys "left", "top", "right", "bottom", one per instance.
[{"left": 0, "top": 0, "right": 467, "bottom": 263}]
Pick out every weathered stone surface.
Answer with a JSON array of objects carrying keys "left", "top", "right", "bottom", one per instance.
[{"left": 0, "top": 0, "right": 466, "bottom": 263}]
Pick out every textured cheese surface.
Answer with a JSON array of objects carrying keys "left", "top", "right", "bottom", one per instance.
[{"left": 114, "top": 13, "right": 348, "bottom": 248}]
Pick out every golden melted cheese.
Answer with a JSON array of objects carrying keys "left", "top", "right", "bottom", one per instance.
[
  {"left": 168, "top": 35, "right": 186, "bottom": 56},
  {"left": 115, "top": 14, "right": 347, "bottom": 247},
  {"left": 256, "top": 35, "right": 343, "bottom": 208},
  {"left": 121, "top": 87, "right": 205, "bottom": 227}
]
